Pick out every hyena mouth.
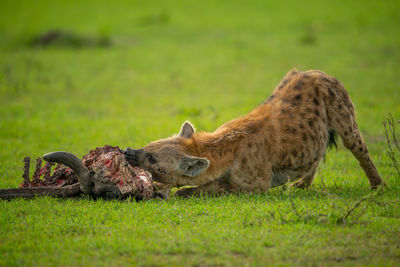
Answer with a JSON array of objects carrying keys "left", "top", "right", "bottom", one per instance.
[{"left": 123, "top": 147, "right": 140, "bottom": 166}]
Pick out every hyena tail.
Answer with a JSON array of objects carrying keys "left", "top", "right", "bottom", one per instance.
[{"left": 327, "top": 129, "right": 337, "bottom": 150}]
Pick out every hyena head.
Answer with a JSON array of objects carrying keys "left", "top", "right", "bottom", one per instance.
[{"left": 124, "top": 122, "right": 210, "bottom": 186}]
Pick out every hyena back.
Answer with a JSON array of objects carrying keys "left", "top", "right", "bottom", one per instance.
[{"left": 125, "top": 69, "right": 383, "bottom": 196}]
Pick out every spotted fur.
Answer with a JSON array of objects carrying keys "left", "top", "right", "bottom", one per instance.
[{"left": 125, "top": 69, "right": 383, "bottom": 196}]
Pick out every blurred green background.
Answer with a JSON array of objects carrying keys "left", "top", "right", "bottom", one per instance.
[
  {"left": 1, "top": 0, "right": 399, "bottom": 186},
  {"left": 0, "top": 0, "right": 399, "bottom": 266}
]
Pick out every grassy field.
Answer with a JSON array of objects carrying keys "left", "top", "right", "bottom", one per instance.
[{"left": 1, "top": 0, "right": 400, "bottom": 266}]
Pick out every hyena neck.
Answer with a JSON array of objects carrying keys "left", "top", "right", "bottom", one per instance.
[
  {"left": 184, "top": 105, "right": 269, "bottom": 183},
  {"left": 186, "top": 126, "right": 249, "bottom": 182}
]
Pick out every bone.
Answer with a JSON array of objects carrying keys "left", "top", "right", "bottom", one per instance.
[
  {"left": 32, "top": 157, "right": 43, "bottom": 185},
  {"left": 43, "top": 152, "right": 93, "bottom": 194},
  {"left": 0, "top": 183, "right": 81, "bottom": 199},
  {"left": 43, "top": 162, "right": 54, "bottom": 182},
  {"left": 22, "top": 157, "right": 31, "bottom": 187}
]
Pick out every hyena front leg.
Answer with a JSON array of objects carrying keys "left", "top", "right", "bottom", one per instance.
[
  {"left": 291, "top": 163, "right": 319, "bottom": 189},
  {"left": 175, "top": 177, "right": 235, "bottom": 197}
]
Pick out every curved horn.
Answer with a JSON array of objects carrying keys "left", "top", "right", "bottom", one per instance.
[{"left": 43, "top": 152, "right": 93, "bottom": 194}]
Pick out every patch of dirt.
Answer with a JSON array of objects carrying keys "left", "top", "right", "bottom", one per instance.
[
  {"left": 28, "top": 29, "right": 111, "bottom": 48},
  {"left": 139, "top": 11, "right": 170, "bottom": 26}
]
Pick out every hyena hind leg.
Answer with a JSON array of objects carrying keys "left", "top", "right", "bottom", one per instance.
[
  {"left": 329, "top": 108, "right": 383, "bottom": 188},
  {"left": 340, "top": 125, "right": 383, "bottom": 188},
  {"left": 324, "top": 78, "right": 384, "bottom": 188}
]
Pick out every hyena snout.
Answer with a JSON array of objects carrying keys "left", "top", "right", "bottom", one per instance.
[{"left": 124, "top": 147, "right": 143, "bottom": 166}]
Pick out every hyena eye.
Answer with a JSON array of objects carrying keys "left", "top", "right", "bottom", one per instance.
[{"left": 146, "top": 153, "right": 158, "bottom": 164}]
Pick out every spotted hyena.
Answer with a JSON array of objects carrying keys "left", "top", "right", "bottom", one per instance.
[{"left": 124, "top": 69, "right": 383, "bottom": 196}]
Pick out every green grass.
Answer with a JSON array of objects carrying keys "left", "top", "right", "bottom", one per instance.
[{"left": 1, "top": 0, "right": 400, "bottom": 266}]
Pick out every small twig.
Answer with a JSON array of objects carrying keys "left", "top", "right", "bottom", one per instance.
[
  {"left": 337, "top": 196, "right": 368, "bottom": 225},
  {"left": 383, "top": 115, "right": 400, "bottom": 176},
  {"left": 316, "top": 176, "right": 341, "bottom": 204},
  {"left": 320, "top": 175, "right": 327, "bottom": 191},
  {"left": 387, "top": 114, "right": 400, "bottom": 152},
  {"left": 337, "top": 188, "right": 381, "bottom": 225}
]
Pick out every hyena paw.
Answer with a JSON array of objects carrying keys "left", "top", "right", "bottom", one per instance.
[
  {"left": 291, "top": 180, "right": 309, "bottom": 189},
  {"left": 175, "top": 187, "right": 197, "bottom": 198}
]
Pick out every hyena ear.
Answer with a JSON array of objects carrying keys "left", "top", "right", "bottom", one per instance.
[
  {"left": 177, "top": 155, "right": 209, "bottom": 177},
  {"left": 179, "top": 121, "right": 195, "bottom": 139}
]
